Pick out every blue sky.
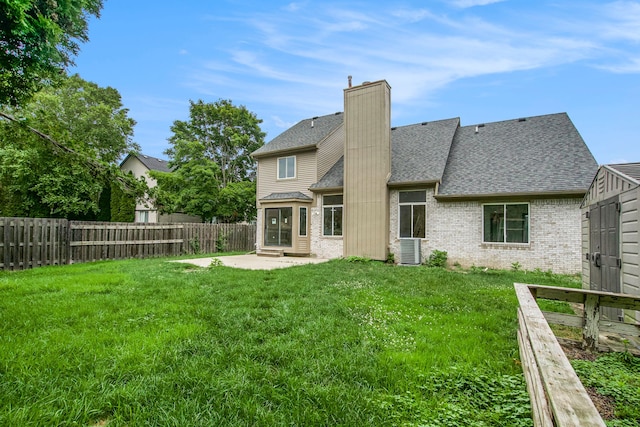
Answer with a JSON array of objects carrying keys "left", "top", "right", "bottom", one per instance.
[{"left": 71, "top": 0, "right": 639, "bottom": 165}]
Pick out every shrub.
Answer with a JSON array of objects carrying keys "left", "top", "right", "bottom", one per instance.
[{"left": 425, "top": 250, "right": 447, "bottom": 268}]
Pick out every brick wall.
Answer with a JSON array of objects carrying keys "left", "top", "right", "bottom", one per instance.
[
  {"left": 389, "top": 189, "right": 583, "bottom": 274},
  {"left": 310, "top": 207, "right": 344, "bottom": 259}
]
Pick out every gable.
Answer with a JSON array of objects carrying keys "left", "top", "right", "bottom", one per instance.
[
  {"left": 252, "top": 112, "right": 344, "bottom": 157},
  {"left": 389, "top": 117, "right": 460, "bottom": 185},
  {"left": 438, "top": 113, "right": 598, "bottom": 197}
]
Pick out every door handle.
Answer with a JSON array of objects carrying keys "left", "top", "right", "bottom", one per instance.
[{"left": 592, "top": 252, "right": 601, "bottom": 268}]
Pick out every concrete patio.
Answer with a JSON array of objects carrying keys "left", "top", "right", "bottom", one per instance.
[{"left": 172, "top": 254, "right": 330, "bottom": 270}]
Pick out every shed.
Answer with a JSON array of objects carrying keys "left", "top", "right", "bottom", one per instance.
[{"left": 581, "top": 162, "right": 640, "bottom": 323}]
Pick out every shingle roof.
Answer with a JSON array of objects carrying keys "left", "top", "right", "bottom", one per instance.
[
  {"left": 607, "top": 163, "right": 640, "bottom": 184},
  {"left": 310, "top": 156, "right": 344, "bottom": 190},
  {"left": 438, "top": 113, "right": 598, "bottom": 196},
  {"left": 313, "top": 118, "right": 460, "bottom": 189},
  {"left": 252, "top": 112, "right": 344, "bottom": 157},
  {"left": 260, "top": 192, "right": 313, "bottom": 201},
  {"left": 265, "top": 111, "right": 597, "bottom": 197},
  {"left": 389, "top": 118, "right": 460, "bottom": 184},
  {"left": 123, "top": 153, "right": 171, "bottom": 172}
]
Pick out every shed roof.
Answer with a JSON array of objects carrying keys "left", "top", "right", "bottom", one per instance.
[
  {"left": 606, "top": 163, "right": 640, "bottom": 185},
  {"left": 252, "top": 112, "right": 344, "bottom": 157},
  {"left": 438, "top": 113, "right": 597, "bottom": 197}
]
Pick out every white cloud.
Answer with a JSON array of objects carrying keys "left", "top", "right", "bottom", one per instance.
[
  {"left": 183, "top": 0, "right": 637, "bottom": 126},
  {"left": 449, "top": 0, "right": 506, "bottom": 8}
]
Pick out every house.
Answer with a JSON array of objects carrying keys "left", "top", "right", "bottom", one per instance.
[
  {"left": 581, "top": 162, "right": 640, "bottom": 322},
  {"left": 251, "top": 79, "right": 598, "bottom": 273},
  {"left": 119, "top": 153, "right": 200, "bottom": 223}
]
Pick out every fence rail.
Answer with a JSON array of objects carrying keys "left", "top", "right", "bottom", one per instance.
[
  {"left": 0, "top": 217, "right": 256, "bottom": 271},
  {"left": 515, "top": 283, "right": 607, "bottom": 427},
  {"left": 515, "top": 283, "right": 640, "bottom": 427}
]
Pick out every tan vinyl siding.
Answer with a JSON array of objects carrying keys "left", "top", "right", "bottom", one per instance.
[
  {"left": 581, "top": 206, "right": 590, "bottom": 289},
  {"left": 621, "top": 187, "right": 640, "bottom": 294},
  {"left": 256, "top": 150, "right": 317, "bottom": 202},
  {"left": 343, "top": 81, "right": 390, "bottom": 260},
  {"left": 317, "top": 124, "right": 345, "bottom": 179}
]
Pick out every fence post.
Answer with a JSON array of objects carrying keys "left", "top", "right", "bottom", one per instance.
[{"left": 583, "top": 294, "right": 600, "bottom": 351}]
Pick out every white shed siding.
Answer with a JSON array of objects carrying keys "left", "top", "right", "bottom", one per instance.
[
  {"left": 581, "top": 206, "right": 590, "bottom": 287},
  {"left": 620, "top": 187, "right": 640, "bottom": 305},
  {"left": 582, "top": 165, "right": 640, "bottom": 322},
  {"left": 388, "top": 188, "right": 583, "bottom": 274}
]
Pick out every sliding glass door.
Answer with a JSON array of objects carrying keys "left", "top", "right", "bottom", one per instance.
[{"left": 264, "top": 207, "right": 292, "bottom": 247}]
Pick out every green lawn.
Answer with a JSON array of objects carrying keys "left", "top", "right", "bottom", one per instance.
[{"left": 0, "top": 257, "right": 622, "bottom": 426}]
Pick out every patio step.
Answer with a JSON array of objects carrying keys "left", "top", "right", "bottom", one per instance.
[{"left": 257, "top": 249, "right": 284, "bottom": 257}]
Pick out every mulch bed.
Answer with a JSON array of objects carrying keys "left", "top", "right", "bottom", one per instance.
[{"left": 560, "top": 341, "right": 616, "bottom": 420}]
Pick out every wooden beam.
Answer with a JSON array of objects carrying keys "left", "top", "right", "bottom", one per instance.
[{"left": 514, "top": 284, "right": 606, "bottom": 426}]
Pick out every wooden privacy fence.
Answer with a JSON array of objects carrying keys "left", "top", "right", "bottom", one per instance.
[
  {"left": 515, "top": 283, "right": 640, "bottom": 427},
  {"left": 0, "top": 217, "right": 257, "bottom": 271}
]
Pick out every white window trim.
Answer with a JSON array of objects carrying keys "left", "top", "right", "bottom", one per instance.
[
  {"left": 322, "top": 194, "right": 343, "bottom": 237},
  {"left": 277, "top": 155, "right": 296, "bottom": 180},
  {"left": 482, "top": 202, "right": 530, "bottom": 244},
  {"left": 398, "top": 190, "right": 427, "bottom": 239}
]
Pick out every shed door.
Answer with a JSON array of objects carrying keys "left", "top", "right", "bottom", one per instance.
[{"left": 589, "top": 196, "right": 621, "bottom": 320}]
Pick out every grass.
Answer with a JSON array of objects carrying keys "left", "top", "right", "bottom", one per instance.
[{"left": 0, "top": 257, "right": 614, "bottom": 426}]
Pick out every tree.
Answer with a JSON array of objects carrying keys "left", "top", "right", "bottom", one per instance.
[
  {"left": 0, "top": 0, "right": 103, "bottom": 107},
  {"left": 0, "top": 74, "right": 143, "bottom": 218},
  {"left": 151, "top": 99, "right": 265, "bottom": 222}
]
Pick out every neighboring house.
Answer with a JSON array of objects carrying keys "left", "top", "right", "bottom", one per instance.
[
  {"left": 581, "top": 162, "right": 640, "bottom": 322},
  {"left": 119, "top": 153, "right": 200, "bottom": 223},
  {"left": 252, "top": 79, "right": 598, "bottom": 273}
]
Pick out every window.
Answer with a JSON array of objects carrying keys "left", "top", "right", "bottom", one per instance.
[
  {"left": 299, "top": 207, "right": 307, "bottom": 237},
  {"left": 277, "top": 156, "right": 296, "bottom": 179},
  {"left": 323, "top": 194, "right": 343, "bottom": 236},
  {"left": 399, "top": 191, "right": 426, "bottom": 238},
  {"left": 483, "top": 203, "right": 529, "bottom": 243},
  {"left": 139, "top": 210, "right": 149, "bottom": 223}
]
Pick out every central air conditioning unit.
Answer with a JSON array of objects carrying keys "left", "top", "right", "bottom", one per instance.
[{"left": 399, "top": 239, "right": 421, "bottom": 265}]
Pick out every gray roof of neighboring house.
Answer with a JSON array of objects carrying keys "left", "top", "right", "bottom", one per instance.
[
  {"left": 260, "top": 191, "right": 313, "bottom": 201},
  {"left": 607, "top": 163, "right": 640, "bottom": 184},
  {"left": 252, "top": 112, "right": 344, "bottom": 156},
  {"left": 438, "top": 113, "right": 598, "bottom": 196},
  {"left": 389, "top": 118, "right": 460, "bottom": 184},
  {"left": 122, "top": 153, "right": 171, "bottom": 172}
]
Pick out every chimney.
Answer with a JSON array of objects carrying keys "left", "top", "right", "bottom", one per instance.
[{"left": 343, "top": 79, "right": 391, "bottom": 260}]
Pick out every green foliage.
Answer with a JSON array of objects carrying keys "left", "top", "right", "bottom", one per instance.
[
  {"left": 4, "top": 261, "right": 632, "bottom": 425},
  {"left": 425, "top": 249, "right": 448, "bottom": 268},
  {"left": 344, "top": 255, "right": 372, "bottom": 263},
  {"left": 0, "top": 74, "right": 141, "bottom": 218},
  {"left": 109, "top": 181, "right": 135, "bottom": 222},
  {"left": 511, "top": 261, "right": 522, "bottom": 271},
  {"left": 386, "top": 251, "right": 395, "bottom": 264},
  {"left": 572, "top": 352, "right": 640, "bottom": 421},
  {"left": 151, "top": 99, "right": 264, "bottom": 222},
  {"left": 0, "top": 0, "right": 103, "bottom": 106},
  {"left": 215, "top": 233, "right": 227, "bottom": 252}
]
